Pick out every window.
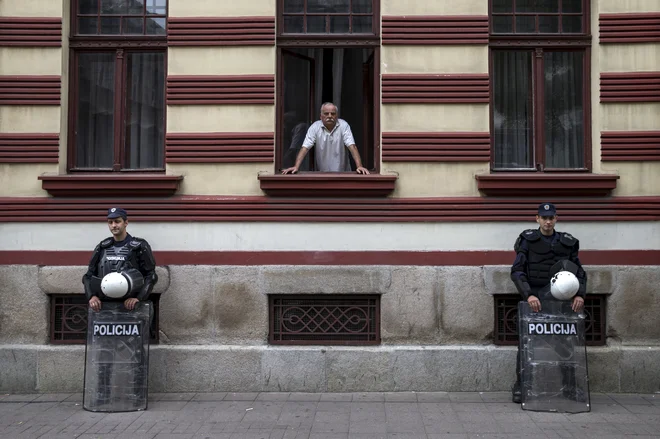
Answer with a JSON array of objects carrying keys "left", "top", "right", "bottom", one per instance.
[
  {"left": 489, "top": 0, "right": 591, "bottom": 172},
  {"left": 276, "top": 0, "right": 379, "bottom": 174},
  {"left": 68, "top": 0, "right": 167, "bottom": 172}
]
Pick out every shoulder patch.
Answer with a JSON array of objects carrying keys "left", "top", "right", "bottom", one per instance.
[
  {"left": 100, "top": 238, "right": 113, "bottom": 248},
  {"left": 520, "top": 229, "right": 541, "bottom": 242},
  {"left": 559, "top": 232, "right": 578, "bottom": 247}
]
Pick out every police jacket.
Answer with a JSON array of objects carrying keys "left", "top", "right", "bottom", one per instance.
[
  {"left": 82, "top": 235, "right": 158, "bottom": 302},
  {"left": 510, "top": 229, "right": 587, "bottom": 299}
]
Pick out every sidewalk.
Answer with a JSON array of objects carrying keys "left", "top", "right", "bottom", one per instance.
[{"left": 1, "top": 392, "right": 659, "bottom": 439}]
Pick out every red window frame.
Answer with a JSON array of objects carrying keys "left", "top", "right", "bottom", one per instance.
[
  {"left": 279, "top": 0, "right": 378, "bottom": 36},
  {"left": 67, "top": 0, "right": 168, "bottom": 172},
  {"left": 488, "top": 0, "right": 592, "bottom": 173}
]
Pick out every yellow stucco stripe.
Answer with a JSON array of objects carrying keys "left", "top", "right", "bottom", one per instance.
[
  {"left": 168, "top": 47, "right": 275, "bottom": 76},
  {"left": 169, "top": 0, "right": 275, "bottom": 17}
]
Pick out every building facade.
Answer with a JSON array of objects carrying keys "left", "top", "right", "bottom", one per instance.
[{"left": 0, "top": 0, "right": 659, "bottom": 393}]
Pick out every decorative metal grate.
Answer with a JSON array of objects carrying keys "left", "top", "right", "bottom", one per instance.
[
  {"left": 50, "top": 294, "right": 160, "bottom": 344},
  {"left": 269, "top": 295, "right": 380, "bottom": 345},
  {"left": 494, "top": 294, "right": 606, "bottom": 346}
]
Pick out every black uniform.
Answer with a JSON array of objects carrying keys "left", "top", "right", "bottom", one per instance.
[
  {"left": 82, "top": 234, "right": 157, "bottom": 403},
  {"left": 82, "top": 234, "right": 158, "bottom": 302},
  {"left": 510, "top": 228, "right": 587, "bottom": 402}
]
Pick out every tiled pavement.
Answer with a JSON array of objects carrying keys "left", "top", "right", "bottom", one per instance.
[{"left": 0, "top": 392, "right": 659, "bottom": 439}]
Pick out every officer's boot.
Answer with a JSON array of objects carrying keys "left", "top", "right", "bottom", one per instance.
[{"left": 512, "top": 380, "right": 522, "bottom": 404}]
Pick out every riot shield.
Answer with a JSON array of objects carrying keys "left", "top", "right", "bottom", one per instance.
[
  {"left": 518, "top": 301, "right": 590, "bottom": 413},
  {"left": 83, "top": 301, "right": 152, "bottom": 412}
]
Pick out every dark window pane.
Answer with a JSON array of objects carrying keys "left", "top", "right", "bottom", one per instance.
[
  {"left": 493, "top": 51, "right": 534, "bottom": 170},
  {"left": 307, "top": 15, "right": 326, "bottom": 32},
  {"left": 78, "top": 17, "right": 98, "bottom": 34},
  {"left": 146, "top": 0, "right": 167, "bottom": 15},
  {"left": 516, "top": 0, "right": 559, "bottom": 13},
  {"left": 562, "top": 0, "right": 582, "bottom": 13},
  {"left": 125, "top": 52, "right": 165, "bottom": 169},
  {"left": 283, "top": 15, "right": 304, "bottom": 33},
  {"left": 544, "top": 51, "right": 584, "bottom": 169},
  {"left": 308, "top": 0, "right": 349, "bottom": 13},
  {"left": 562, "top": 15, "right": 583, "bottom": 33},
  {"left": 515, "top": 15, "right": 536, "bottom": 33},
  {"left": 126, "top": 0, "right": 144, "bottom": 14},
  {"left": 282, "top": 50, "right": 312, "bottom": 171},
  {"left": 78, "top": 0, "right": 99, "bottom": 14},
  {"left": 122, "top": 17, "right": 144, "bottom": 34},
  {"left": 330, "top": 16, "right": 349, "bottom": 33},
  {"left": 76, "top": 53, "right": 115, "bottom": 169},
  {"left": 146, "top": 17, "right": 166, "bottom": 34},
  {"left": 492, "top": 15, "right": 514, "bottom": 33},
  {"left": 352, "top": 16, "right": 372, "bottom": 33},
  {"left": 492, "top": 0, "right": 513, "bottom": 13},
  {"left": 284, "top": 0, "right": 304, "bottom": 13},
  {"left": 100, "top": 17, "right": 121, "bottom": 34},
  {"left": 539, "top": 15, "right": 559, "bottom": 33},
  {"left": 352, "top": 0, "right": 372, "bottom": 13},
  {"left": 101, "top": 0, "right": 128, "bottom": 14}
]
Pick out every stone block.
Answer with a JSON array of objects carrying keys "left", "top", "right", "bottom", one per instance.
[
  {"left": 326, "top": 349, "right": 393, "bottom": 392},
  {"left": 606, "top": 267, "right": 660, "bottom": 343},
  {"left": 584, "top": 266, "right": 616, "bottom": 295},
  {"left": 586, "top": 346, "right": 622, "bottom": 393},
  {"left": 36, "top": 346, "right": 85, "bottom": 392},
  {"left": 37, "top": 265, "right": 170, "bottom": 295},
  {"left": 391, "top": 347, "right": 489, "bottom": 391},
  {"left": 483, "top": 266, "right": 518, "bottom": 296},
  {"left": 158, "top": 266, "right": 214, "bottom": 343},
  {"left": 212, "top": 266, "right": 268, "bottom": 344},
  {"left": 261, "top": 348, "right": 326, "bottom": 392},
  {"left": 152, "top": 346, "right": 262, "bottom": 392},
  {"left": 0, "top": 266, "right": 49, "bottom": 344},
  {"left": 486, "top": 346, "right": 517, "bottom": 391},
  {"left": 439, "top": 267, "right": 493, "bottom": 342},
  {"left": 380, "top": 267, "right": 439, "bottom": 343},
  {"left": 258, "top": 266, "right": 392, "bottom": 294},
  {"left": 0, "top": 348, "right": 37, "bottom": 392},
  {"left": 620, "top": 346, "right": 660, "bottom": 393}
]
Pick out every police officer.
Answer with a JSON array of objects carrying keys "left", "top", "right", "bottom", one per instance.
[
  {"left": 510, "top": 202, "right": 587, "bottom": 403},
  {"left": 83, "top": 207, "right": 158, "bottom": 310}
]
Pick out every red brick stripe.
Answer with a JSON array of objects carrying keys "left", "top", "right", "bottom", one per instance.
[
  {"left": 382, "top": 74, "right": 489, "bottom": 104},
  {"left": 167, "top": 17, "right": 275, "bottom": 46},
  {"left": 599, "top": 13, "right": 660, "bottom": 44},
  {"left": 600, "top": 72, "right": 660, "bottom": 103},
  {"left": 0, "top": 76, "right": 61, "bottom": 105},
  {"left": 601, "top": 131, "right": 660, "bottom": 161},
  {"left": 0, "top": 17, "right": 62, "bottom": 47},
  {"left": 382, "top": 132, "right": 489, "bottom": 162},
  {"left": 166, "top": 75, "right": 275, "bottom": 105},
  {"left": 0, "top": 133, "right": 59, "bottom": 163},
  {"left": 166, "top": 132, "right": 274, "bottom": 163},
  {"left": 382, "top": 15, "right": 488, "bottom": 45}
]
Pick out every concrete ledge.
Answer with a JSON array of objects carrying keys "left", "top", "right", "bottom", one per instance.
[{"left": 1, "top": 344, "right": 658, "bottom": 394}]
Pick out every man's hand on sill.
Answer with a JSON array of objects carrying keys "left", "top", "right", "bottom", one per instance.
[{"left": 281, "top": 167, "right": 371, "bottom": 175}]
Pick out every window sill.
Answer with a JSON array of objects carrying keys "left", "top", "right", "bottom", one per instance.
[
  {"left": 258, "top": 173, "right": 397, "bottom": 197},
  {"left": 38, "top": 173, "right": 183, "bottom": 197},
  {"left": 475, "top": 173, "right": 619, "bottom": 197}
]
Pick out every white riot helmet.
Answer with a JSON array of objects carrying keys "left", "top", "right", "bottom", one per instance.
[
  {"left": 101, "top": 272, "right": 129, "bottom": 298},
  {"left": 550, "top": 271, "right": 580, "bottom": 300}
]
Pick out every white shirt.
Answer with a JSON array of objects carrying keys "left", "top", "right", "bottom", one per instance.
[{"left": 302, "top": 119, "right": 356, "bottom": 172}]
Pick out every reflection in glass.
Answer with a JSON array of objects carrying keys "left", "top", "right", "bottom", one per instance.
[
  {"left": 308, "top": 0, "right": 349, "bottom": 13},
  {"left": 493, "top": 51, "right": 533, "bottom": 170},
  {"left": 283, "top": 0, "right": 304, "bottom": 13},
  {"left": 283, "top": 16, "right": 304, "bottom": 33},
  {"left": 352, "top": 16, "right": 372, "bottom": 33},
  {"left": 352, "top": 0, "right": 372, "bottom": 13},
  {"left": 146, "top": 17, "right": 166, "bottom": 35},
  {"left": 78, "top": 17, "right": 98, "bottom": 34},
  {"left": 492, "top": 15, "right": 514, "bottom": 33},
  {"left": 76, "top": 53, "right": 115, "bottom": 168},
  {"left": 79, "top": 0, "right": 99, "bottom": 14},
  {"left": 100, "top": 17, "right": 121, "bottom": 34},
  {"left": 282, "top": 51, "right": 312, "bottom": 171},
  {"left": 562, "top": 0, "right": 582, "bottom": 13},
  {"left": 122, "top": 17, "right": 144, "bottom": 34},
  {"left": 125, "top": 52, "right": 165, "bottom": 169},
  {"left": 330, "top": 16, "right": 349, "bottom": 33},
  {"left": 492, "top": 0, "right": 513, "bottom": 13},
  {"left": 539, "top": 16, "right": 559, "bottom": 33},
  {"left": 562, "top": 16, "right": 582, "bottom": 33},
  {"left": 544, "top": 52, "right": 584, "bottom": 168},
  {"left": 307, "top": 16, "right": 326, "bottom": 33},
  {"left": 515, "top": 15, "right": 536, "bottom": 33},
  {"left": 516, "top": 0, "right": 559, "bottom": 13},
  {"left": 146, "top": 0, "right": 167, "bottom": 15}
]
